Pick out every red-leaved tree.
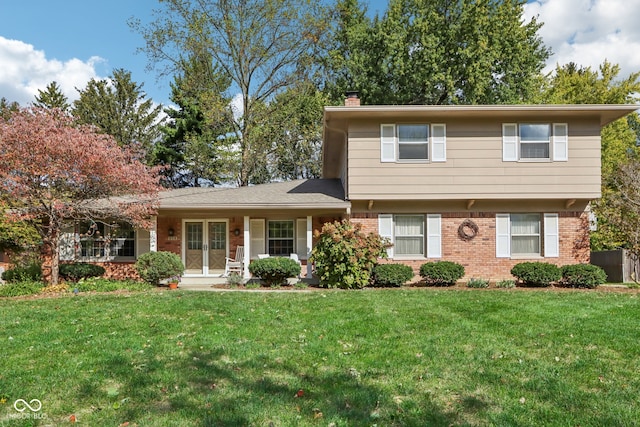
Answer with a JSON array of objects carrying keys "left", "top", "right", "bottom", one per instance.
[{"left": 0, "top": 107, "right": 161, "bottom": 284}]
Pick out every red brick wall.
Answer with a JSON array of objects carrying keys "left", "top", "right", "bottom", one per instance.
[{"left": 351, "top": 211, "right": 589, "bottom": 280}]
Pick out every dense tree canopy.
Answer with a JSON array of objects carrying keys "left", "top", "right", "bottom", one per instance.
[
  {"left": 323, "top": 0, "right": 550, "bottom": 105},
  {"left": 73, "top": 68, "right": 164, "bottom": 162},
  {"left": 0, "top": 107, "right": 161, "bottom": 284},
  {"left": 132, "top": 0, "right": 327, "bottom": 185},
  {"left": 541, "top": 61, "right": 640, "bottom": 251},
  {"left": 154, "top": 54, "right": 234, "bottom": 187}
]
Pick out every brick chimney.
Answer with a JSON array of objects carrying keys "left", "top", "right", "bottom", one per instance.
[{"left": 345, "top": 91, "right": 360, "bottom": 106}]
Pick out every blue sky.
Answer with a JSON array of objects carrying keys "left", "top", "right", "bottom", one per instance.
[{"left": 1, "top": 0, "right": 639, "bottom": 107}]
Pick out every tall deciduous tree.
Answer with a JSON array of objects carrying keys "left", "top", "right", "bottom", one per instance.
[
  {"left": 324, "top": 0, "right": 550, "bottom": 105},
  {"left": 34, "top": 81, "right": 70, "bottom": 111},
  {"left": 602, "top": 159, "right": 640, "bottom": 274},
  {"left": 541, "top": 61, "right": 640, "bottom": 251},
  {"left": 0, "top": 107, "right": 161, "bottom": 284},
  {"left": 73, "top": 69, "right": 163, "bottom": 161},
  {"left": 131, "top": 0, "right": 327, "bottom": 185},
  {"left": 264, "top": 81, "right": 326, "bottom": 180}
]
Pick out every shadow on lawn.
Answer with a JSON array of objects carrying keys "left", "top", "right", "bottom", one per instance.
[{"left": 96, "top": 347, "right": 457, "bottom": 426}]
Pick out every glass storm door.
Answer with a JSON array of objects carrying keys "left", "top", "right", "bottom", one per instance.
[
  {"left": 207, "top": 222, "right": 227, "bottom": 274},
  {"left": 184, "top": 220, "right": 227, "bottom": 276},
  {"left": 185, "top": 222, "right": 204, "bottom": 275}
]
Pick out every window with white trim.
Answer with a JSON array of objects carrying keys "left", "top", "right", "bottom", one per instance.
[
  {"left": 379, "top": 214, "right": 441, "bottom": 258},
  {"left": 503, "top": 123, "right": 567, "bottom": 161},
  {"left": 78, "top": 221, "right": 136, "bottom": 260},
  {"left": 381, "top": 124, "right": 446, "bottom": 162},
  {"left": 267, "top": 220, "right": 294, "bottom": 256},
  {"left": 496, "top": 213, "right": 559, "bottom": 258}
]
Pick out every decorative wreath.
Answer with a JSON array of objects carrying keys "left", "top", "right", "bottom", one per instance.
[{"left": 458, "top": 219, "right": 479, "bottom": 241}]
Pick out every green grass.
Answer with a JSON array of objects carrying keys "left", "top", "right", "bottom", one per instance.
[{"left": 1, "top": 288, "right": 639, "bottom": 426}]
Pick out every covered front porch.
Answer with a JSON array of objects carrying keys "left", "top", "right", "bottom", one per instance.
[{"left": 150, "top": 179, "right": 350, "bottom": 285}]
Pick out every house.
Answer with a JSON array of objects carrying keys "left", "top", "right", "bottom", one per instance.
[{"left": 60, "top": 96, "right": 637, "bottom": 283}]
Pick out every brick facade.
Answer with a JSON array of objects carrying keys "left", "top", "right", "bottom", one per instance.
[{"left": 351, "top": 211, "right": 589, "bottom": 280}]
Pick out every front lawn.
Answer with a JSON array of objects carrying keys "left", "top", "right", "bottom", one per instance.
[{"left": 1, "top": 289, "right": 639, "bottom": 426}]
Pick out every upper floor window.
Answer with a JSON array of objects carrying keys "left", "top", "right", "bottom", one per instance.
[
  {"left": 381, "top": 123, "right": 446, "bottom": 163},
  {"left": 503, "top": 123, "right": 568, "bottom": 162}
]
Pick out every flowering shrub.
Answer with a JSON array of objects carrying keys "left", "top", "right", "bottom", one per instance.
[{"left": 311, "top": 220, "right": 388, "bottom": 289}]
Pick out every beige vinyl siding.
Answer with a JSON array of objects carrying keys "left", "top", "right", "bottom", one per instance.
[{"left": 347, "top": 118, "right": 602, "bottom": 200}]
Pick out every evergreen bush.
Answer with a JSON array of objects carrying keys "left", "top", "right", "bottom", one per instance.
[
  {"left": 135, "top": 251, "right": 185, "bottom": 285},
  {"left": 419, "top": 261, "right": 465, "bottom": 286},
  {"left": 372, "top": 263, "right": 414, "bottom": 287},
  {"left": 59, "top": 263, "right": 105, "bottom": 282},
  {"left": 510, "top": 262, "right": 561, "bottom": 287},
  {"left": 248, "top": 257, "right": 301, "bottom": 287},
  {"left": 560, "top": 264, "right": 607, "bottom": 289},
  {"left": 1, "top": 263, "right": 42, "bottom": 283}
]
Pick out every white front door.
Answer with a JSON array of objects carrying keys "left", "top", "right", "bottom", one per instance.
[{"left": 183, "top": 220, "right": 228, "bottom": 276}]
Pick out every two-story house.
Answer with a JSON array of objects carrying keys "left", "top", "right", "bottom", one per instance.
[{"left": 60, "top": 96, "right": 636, "bottom": 283}]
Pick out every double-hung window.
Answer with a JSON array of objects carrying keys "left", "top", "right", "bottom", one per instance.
[
  {"left": 378, "top": 214, "right": 441, "bottom": 258},
  {"left": 381, "top": 124, "right": 446, "bottom": 162},
  {"left": 78, "top": 221, "right": 136, "bottom": 260},
  {"left": 502, "top": 123, "right": 568, "bottom": 161},
  {"left": 398, "top": 125, "right": 429, "bottom": 160},
  {"left": 394, "top": 215, "right": 425, "bottom": 256},
  {"left": 267, "top": 220, "right": 294, "bottom": 256},
  {"left": 496, "top": 213, "right": 559, "bottom": 258}
]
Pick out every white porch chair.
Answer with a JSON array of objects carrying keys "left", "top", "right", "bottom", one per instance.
[
  {"left": 224, "top": 246, "right": 244, "bottom": 277},
  {"left": 290, "top": 253, "right": 302, "bottom": 277}
]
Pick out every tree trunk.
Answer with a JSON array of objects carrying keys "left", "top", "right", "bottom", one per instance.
[{"left": 42, "top": 231, "right": 60, "bottom": 285}]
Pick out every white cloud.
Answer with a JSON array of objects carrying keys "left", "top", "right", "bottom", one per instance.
[
  {"left": 524, "top": 0, "right": 640, "bottom": 77},
  {"left": 0, "top": 36, "right": 103, "bottom": 106}
]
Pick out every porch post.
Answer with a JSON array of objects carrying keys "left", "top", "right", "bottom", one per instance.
[
  {"left": 243, "top": 216, "right": 250, "bottom": 278},
  {"left": 150, "top": 216, "right": 157, "bottom": 252},
  {"left": 306, "top": 215, "right": 313, "bottom": 277}
]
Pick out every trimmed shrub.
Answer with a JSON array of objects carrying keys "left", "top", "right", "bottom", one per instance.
[
  {"left": 59, "top": 263, "right": 105, "bottom": 282},
  {"left": 496, "top": 279, "right": 516, "bottom": 289},
  {"left": 372, "top": 264, "right": 414, "bottom": 287},
  {"left": 1, "top": 263, "right": 42, "bottom": 283},
  {"left": 248, "top": 257, "right": 301, "bottom": 287},
  {"left": 560, "top": 264, "right": 607, "bottom": 289},
  {"left": 135, "top": 251, "right": 185, "bottom": 285},
  {"left": 419, "top": 261, "right": 465, "bottom": 286},
  {"left": 510, "top": 262, "right": 561, "bottom": 287},
  {"left": 311, "top": 220, "right": 388, "bottom": 289},
  {"left": 0, "top": 280, "right": 44, "bottom": 297},
  {"left": 467, "top": 277, "right": 490, "bottom": 288}
]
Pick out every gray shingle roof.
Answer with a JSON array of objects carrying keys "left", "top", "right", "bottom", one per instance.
[{"left": 158, "top": 179, "right": 349, "bottom": 210}]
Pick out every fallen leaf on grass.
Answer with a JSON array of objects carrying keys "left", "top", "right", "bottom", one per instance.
[{"left": 69, "top": 414, "right": 77, "bottom": 422}]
